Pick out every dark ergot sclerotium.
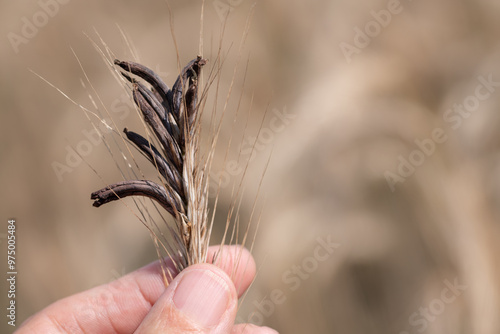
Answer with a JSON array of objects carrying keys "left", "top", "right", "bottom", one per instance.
[{"left": 91, "top": 56, "right": 210, "bottom": 273}]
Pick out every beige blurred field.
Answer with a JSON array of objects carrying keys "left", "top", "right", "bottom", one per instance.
[{"left": 2, "top": 0, "right": 500, "bottom": 333}]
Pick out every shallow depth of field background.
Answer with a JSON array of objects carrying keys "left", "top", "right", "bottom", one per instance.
[{"left": 2, "top": 1, "right": 500, "bottom": 333}]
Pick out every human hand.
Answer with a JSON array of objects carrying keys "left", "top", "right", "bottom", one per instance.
[{"left": 17, "top": 245, "right": 277, "bottom": 333}]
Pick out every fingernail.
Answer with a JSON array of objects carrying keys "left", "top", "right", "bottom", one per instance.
[{"left": 173, "top": 268, "right": 230, "bottom": 328}]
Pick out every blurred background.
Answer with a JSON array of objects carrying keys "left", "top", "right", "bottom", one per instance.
[{"left": 2, "top": 0, "right": 500, "bottom": 333}]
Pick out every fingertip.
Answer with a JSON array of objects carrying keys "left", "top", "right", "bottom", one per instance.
[
  {"left": 136, "top": 263, "right": 238, "bottom": 333},
  {"left": 207, "top": 245, "right": 257, "bottom": 296},
  {"left": 172, "top": 264, "right": 237, "bottom": 329}
]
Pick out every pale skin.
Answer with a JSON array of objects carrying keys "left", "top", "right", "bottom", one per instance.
[{"left": 17, "top": 246, "right": 278, "bottom": 334}]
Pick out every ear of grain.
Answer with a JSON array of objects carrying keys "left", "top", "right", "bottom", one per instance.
[
  {"left": 72, "top": 4, "right": 261, "bottom": 288},
  {"left": 90, "top": 56, "right": 212, "bottom": 277}
]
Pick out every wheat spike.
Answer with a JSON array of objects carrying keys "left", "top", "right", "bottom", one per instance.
[{"left": 91, "top": 56, "right": 209, "bottom": 272}]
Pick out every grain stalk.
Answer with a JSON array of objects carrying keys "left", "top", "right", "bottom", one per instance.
[{"left": 88, "top": 4, "right": 260, "bottom": 288}]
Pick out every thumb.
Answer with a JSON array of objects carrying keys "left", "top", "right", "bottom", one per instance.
[{"left": 136, "top": 263, "right": 238, "bottom": 333}]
